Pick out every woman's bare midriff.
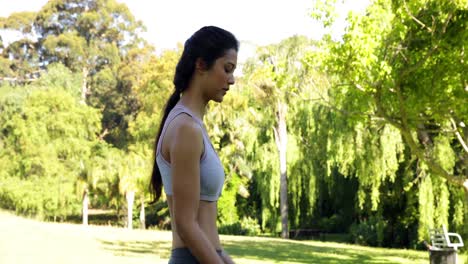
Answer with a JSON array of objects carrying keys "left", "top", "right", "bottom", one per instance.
[{"left": 166, "top": 196, "right": 222, "bottom": 250}]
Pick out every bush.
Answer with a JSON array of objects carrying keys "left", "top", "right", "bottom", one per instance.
[
  {"left": 349, "top": 215, "right": 387, "bottom": 247},
  {"left": 217, "top": 176, "right": 241, "bottom": 226},
  {"left": 219, "top": 217, "right": 262, "bottom": 236},
  {"left": 0, "top": 176, "right": 81, "bottom": 221},
  {"left": 219, "top": 222, "right": 244, "bottom": 235},
  {"left": 317, "top": 214, "right": 346, "bottom": 232},
  {"left": 144, "top": 200, "right": 171, "bottom": 230},
  {"left": 240, "top": 217, "right": 262, "bottom": 236}
]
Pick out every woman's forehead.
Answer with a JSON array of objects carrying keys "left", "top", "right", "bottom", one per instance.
[{"left": 222, "top": 49, "right": 238, "bottom": 63}]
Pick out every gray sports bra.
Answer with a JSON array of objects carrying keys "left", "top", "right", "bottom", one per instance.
[{"left": 156, "top": 104, "right": 225, "bottom": 202}]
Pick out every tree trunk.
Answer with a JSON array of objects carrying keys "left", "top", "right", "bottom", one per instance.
[
  {"left": 274, "top": 100, "right": 289, "bottom": 239},
  {"left": 126, "top": 190, "right": 135, "bottom": 230},
  {"left": 82, "top": 189, "right": 89, "bottom": 226},
  {"left": 140, "top": 194, "right": 146, "bottom": 229},
  {"left": 462, "top": 124, "right": 468, "bottom": 237},
  {"left": 81, "top": 66, "right": 88, "bottom": 104},
  {"left": 464, "top": 187, "right": 468, "bottom": 237}
]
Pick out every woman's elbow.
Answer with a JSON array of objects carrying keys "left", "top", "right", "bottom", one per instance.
[{"left": 175, "top": 217, "right": 196, "bottom": 238}]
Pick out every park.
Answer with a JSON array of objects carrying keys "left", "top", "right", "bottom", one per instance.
[{"left": 0, "top": 0, "right": 466, "bottom": 263}]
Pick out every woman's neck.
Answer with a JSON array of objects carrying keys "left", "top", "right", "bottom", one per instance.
[{"left": 178, "top": 90, "right": 207, "bottom": 121}]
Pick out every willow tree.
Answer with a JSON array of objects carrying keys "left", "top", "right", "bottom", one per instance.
[
  {"left": 313, "top": 0, "right": 467, "bottom": 238},
  {"left": 243, "top": 36, "right": 315, "bottom": 238}
]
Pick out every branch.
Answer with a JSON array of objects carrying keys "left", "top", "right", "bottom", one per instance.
[
  {"left": 400, "top": 9, "right": 453, "bottom": 78},
  {"left": 301, "top": 80, "right": 399, "bottom": 125},
  {"left": 98, "top": 128, "right": 109, "bottom": 141},
  {"left": 313, "top": 86, "right": 371, "bottom": 119},
  {"left": 0, "top": 76, "right": 38, "bottom": 82},
  {"left": 400, "top": 44, "right": 438, "bottom": 78},
  {"left": 373, "top": 78, "right": 403, "bottom": 129},
  {"left": 400, "top": 127, "right": 466, "bottom": 187},
  {"left": 395, "top": 82, "right": 466, "bottom": 188},
  {"left": 403, "top": 0, "right": 432, "bottom": 33},
  {"left": 354, "top": 83, "right": 365, "bottom": 92},
  {"left": 450, "top": 117, "right": 468, "bottom": 153}
]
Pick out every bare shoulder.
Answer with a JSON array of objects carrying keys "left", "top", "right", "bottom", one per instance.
[
  {"left": 170, "top": 114, "right": 202, "bottom": 138},
  {"left": 167, "top": 113, "right": 203, "bottom": 153}
]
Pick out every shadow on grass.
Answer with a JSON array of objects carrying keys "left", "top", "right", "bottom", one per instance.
[
  {"left": 222, "top": 239, "right": 427, "bottom": 264},
  {"left": 98, "top": 237, "right": 427, "bottom": 264},
  {"left": 99, "top": 239, "right": 172, "bottom": 259}
]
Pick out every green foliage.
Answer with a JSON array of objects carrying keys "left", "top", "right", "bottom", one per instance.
[
  {"left": 417, "top": 172, "right": 434, "bottom": 241},
  {"left": 217, "top": 174, "right": 241, "bottom": 225},
  {"left": 0, "top": 77, "right": 102, "bottom": 219},
  {"left": 310, "top": 0, "right": 340, "bottom": 28},
  {"left": 0, "top": 0, "right": 149, "bottom": 147},
  {"left": 0, "top": 11, "right": 35, "bottom": 33},
  {"left": 36, "top": 63, "right": 83, "bottom": 100},
  {"left": 0, "top": 175, "right": 81, "bottom": 220},
  {"left": 0, "top": 1, "right": 466, "bottom": 253},
  {"left": 350, "top": 215, "right": 387, "bottom": 247},
  {"left": 128, "top": 48, "right": 180, "bottom": 147},
  {"left": 219, "top": 217, "right": 261, "bottom": 236},
  {"left": 312, "top": 0, "right": 467, "bottom": 246}
]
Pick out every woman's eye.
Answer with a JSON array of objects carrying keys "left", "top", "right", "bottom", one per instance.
[{"left": 225, "top": 65, "right": 235, "bottom": 73}]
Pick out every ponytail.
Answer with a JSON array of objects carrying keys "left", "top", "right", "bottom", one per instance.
[{"left": 150, "top": 90, "right": 180, "bottom": 202}]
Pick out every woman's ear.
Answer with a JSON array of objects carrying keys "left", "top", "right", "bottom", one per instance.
[{"left": 195, "top": 58, "right": 207, "bottom": 74}]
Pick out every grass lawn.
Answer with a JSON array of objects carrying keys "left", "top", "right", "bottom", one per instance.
[{"left": 0, "top": 210, "right": 465, "bottom": 264}]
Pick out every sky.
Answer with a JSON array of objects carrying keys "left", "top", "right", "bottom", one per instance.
[{"left": 0, "top": 0, "right": 370, "bottom": 59}]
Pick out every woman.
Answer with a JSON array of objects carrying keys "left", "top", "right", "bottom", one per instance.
[{"left": 150, "top": 26, "right": 239, "bottom": 264}]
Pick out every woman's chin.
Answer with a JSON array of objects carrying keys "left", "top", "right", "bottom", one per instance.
[{"left": 212, "top": 95, "right": 225, "bottom": 103}]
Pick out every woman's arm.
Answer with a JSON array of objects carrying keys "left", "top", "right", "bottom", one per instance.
[
  {"left": 170, "top": 117, "right": 224, "bottom": 264},
  {"left": 220, "top": 249, "right": 235, "bottom": 264}
]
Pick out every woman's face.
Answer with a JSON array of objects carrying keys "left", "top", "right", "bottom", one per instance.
[{"left": 201, "top": 49, "right": 238, "bottom": 103}]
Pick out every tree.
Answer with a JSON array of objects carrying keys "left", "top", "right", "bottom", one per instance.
[
  {"left": 126, "top": 48, "right": 181, "bottom": 227},
  {"left": 32, "top": 0, "right": 146, "bottom": 146},
  {"left": 0, "top": 70, "right": 102, "bottom": 220},
  {"left": 0, "top": 11, "right": 40, "bottom": 83},
  {"left": 117, "top": 150, "right": 150, "bottom": 229},
  {"left": 243, "top": 36, "right": 315, "bottom": 238},
  {"left": 312, "top": 0, "right": 467, "bottom": 238}
]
